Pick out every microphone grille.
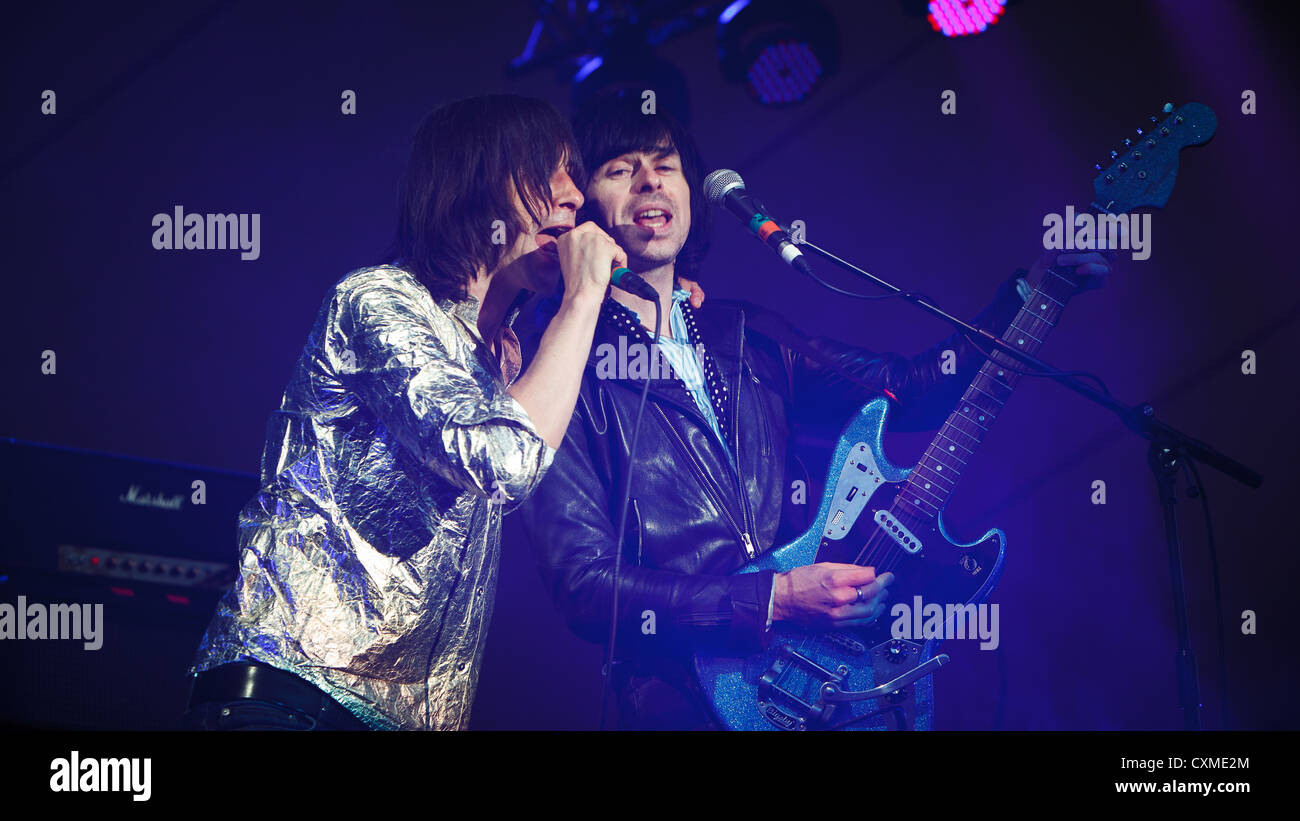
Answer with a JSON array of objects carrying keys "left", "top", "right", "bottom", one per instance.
[{"left": 703, "top": 168, "right": 744, "bottom": 205}]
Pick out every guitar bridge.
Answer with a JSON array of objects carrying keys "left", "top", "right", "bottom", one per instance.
[
  {"left": 757, "top": 643, "right": 844, "bottom": 730},
  {"left": 755, "top": 640, "right": 948, "bottom": 730}
]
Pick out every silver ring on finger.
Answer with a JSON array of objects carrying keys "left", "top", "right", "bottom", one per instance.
[{"left": 855, "top": 586, "right": 866, "bottom": 604}]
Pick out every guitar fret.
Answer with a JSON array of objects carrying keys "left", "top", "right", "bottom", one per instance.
[
  {"left": 974, "top": 377, "right": 1015, "bottom": 403},
  {"left": 1021, "top": 306, "right": 1057, "bottom": 324},
  {"left": 935, "top": 430, "right": 975, "bottom": 456},
  {"left": 960, "top": 388, "right": 1001, "bottom": 410},
  {"left": 955, "top": 406, "right": 990, "bottom": 432},
  {"left": 899, "top": 488, "right": 941, "bottom": 514},
  {"left": 905, "top": 481, "right": 947, "bottom": 507},
  {"left": 1007, "top": 324, "right": 1043, "bottom": 345},
  {"left": 901, "top": 495, "right": 937, "bottom": 518},
  {"left": 941, "top": 422, "right": 981, "bottom": 446},
  {"left": 969, "top": 383, "right": 1006, "bottom": 406},
  {"left": 955, "top": 404, "right": 997, "bottom": 426},
  {"left": 894, "top": 496, "right": 929, "bottom": 520},
  {"left": 945, "top": 425, "right": 983, "bottom": 446},
  {"left": 911, "top": 465, "right": 955, "bottom": 490},
  {"left": 1018, "top": 316, "right": 1054, "bottom": 337},
  {"left": 988, "top": 348, "right": 1023, "bottom": 368},
  {"left": 925, "top": 459, "right": 967, "bottom": 478},
  {"left": 917, "top": 460, "right": 961, "bottom": 481},
  {"left": 925, "top": 444, "right": 968, "bottom": 469}
]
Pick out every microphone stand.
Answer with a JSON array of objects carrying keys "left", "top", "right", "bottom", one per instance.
[{"left": 794, "top": 236, "right": 1263, "bottom": 730}]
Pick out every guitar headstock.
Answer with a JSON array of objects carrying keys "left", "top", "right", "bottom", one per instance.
[{"left": 1092, "top": 102, "right": 1217, "bottom": 215}]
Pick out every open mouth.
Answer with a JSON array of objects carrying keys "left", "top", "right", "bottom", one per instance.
[
  {"left": 632, "top": 207, "right": 672, "bottom": 230},
  {"left": 535, "top": 224, "right": 571, "bottom": 252}
]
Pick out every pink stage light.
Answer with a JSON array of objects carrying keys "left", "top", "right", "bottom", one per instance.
[{"left": 928, "top": 0, "right": 1008, "bottom": 37}]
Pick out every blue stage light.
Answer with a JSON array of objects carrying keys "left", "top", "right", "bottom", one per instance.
[{"left": 717, "top": 0, "right": 839, "bottom": 106}]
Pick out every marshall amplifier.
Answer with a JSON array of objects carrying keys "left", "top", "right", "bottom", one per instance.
[{"left": 0, "top": 437, "right": 258, "bottom": 729}]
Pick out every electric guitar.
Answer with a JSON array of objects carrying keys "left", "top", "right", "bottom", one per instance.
[{"left": 693, "top": 102, "right": 1217, "bottom": 730}]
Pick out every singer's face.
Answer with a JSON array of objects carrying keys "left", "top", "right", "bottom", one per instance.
[
  {"left": 492, "top": 162, "right": 584, "bottom": 294},
  {"left": 585, "top": 145, "right": 690, "bottom": 270}
]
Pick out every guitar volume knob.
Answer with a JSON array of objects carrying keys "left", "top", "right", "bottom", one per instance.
[{"left": 885, "top": 640, "right": 911, "bottom": 664}]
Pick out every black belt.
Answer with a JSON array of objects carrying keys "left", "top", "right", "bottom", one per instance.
[{"left": 188, "top": 661, "right": 370, "bottom": 731}]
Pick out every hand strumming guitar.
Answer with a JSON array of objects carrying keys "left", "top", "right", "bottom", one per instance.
[{"left": 773, "top": 564, "right": 895, "bottom": 629}]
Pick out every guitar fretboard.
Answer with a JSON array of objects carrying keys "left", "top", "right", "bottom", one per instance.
[{"left": 892, "top": 267, "right": 1081, "bottom": 523}]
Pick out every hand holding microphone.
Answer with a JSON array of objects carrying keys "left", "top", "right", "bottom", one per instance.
[
  {"left": 553, "top": 220, "right": 662, "bottom": 304},
  {"left": 554, "top": 222, "right": 626, "bottom": 305}
]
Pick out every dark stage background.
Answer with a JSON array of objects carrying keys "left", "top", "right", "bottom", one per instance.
[{"left": 2, "top": 0, "right": 1297, "bottom": 731}]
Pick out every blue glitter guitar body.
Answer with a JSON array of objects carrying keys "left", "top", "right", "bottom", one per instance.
[
  {"left": 694, "top": 102, "right": 1217, "bottom": 730},
  {"left": 693, "top": 397, "right": 1001, "bottom": 730}
]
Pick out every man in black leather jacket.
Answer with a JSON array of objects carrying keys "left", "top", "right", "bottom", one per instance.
[{"left": 514, "top": 94, "right": 1112, "bottom": 729}]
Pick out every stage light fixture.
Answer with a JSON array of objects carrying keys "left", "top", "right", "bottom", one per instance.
[
  {"left": 927, "top": 0, "right": 1008, "bottom": 37},
  {"left": 716, "top": 0, "right": 840, "bottom": 106},
  {"left": 571, "top": 43, "right": 693, "bottom": 124}
]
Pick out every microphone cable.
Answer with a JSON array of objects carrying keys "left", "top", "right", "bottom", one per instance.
[{"left": 598, "top": 289, "right": 662, "bottom": 730}]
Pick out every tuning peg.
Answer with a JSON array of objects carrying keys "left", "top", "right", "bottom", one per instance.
[
  {"left": 1123, "top": 138, "right": 1132, "bottom": 147},
  {"left": 1109, "top": 150, "right": 1118, "bottom": 159},
  {"left": 1094, "top": 163, "right": 1103, "bottom": 171},
  {"left": 1162, "top": 102, "right": 1174, "bottom": 113},
  {"left": 1149, "top": 115, "right": 1159, "bottom": 123},
  {"left": 1136, "top": 128, "right": 1144, "bottom": 136}
]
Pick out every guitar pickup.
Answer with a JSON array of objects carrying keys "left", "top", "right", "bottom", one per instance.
[{"left": 874, "top": 510, "right": 922, "bottom": 553}]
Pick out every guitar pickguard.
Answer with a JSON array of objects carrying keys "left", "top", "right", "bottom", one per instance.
[{"left": 822, "top": 441, "right": 891, "bottom": 541}]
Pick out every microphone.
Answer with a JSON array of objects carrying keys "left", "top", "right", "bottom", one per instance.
[
  {"left": 610, "top": 263, "right": 659, "bottom": 303},
  {"left": 703, "top": 169, "right": 811, "bottom": 275}
]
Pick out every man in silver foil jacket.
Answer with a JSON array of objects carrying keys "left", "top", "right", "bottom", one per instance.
[{"left": 183, "top": 95, "right": 629, "bottom": 730}]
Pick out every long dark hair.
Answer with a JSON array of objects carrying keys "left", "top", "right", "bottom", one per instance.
[
  {"left": 571, "top": 91, "right": 711, "bottom": 281},
  {"left": 386, "top": 95, "right": 584, "bottom": 301}
]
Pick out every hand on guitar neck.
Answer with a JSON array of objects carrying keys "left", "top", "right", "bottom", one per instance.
[{"left": 1026, "top": 248, "right": 1116, "bottom": 292}]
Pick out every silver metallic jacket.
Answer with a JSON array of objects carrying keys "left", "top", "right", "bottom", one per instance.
[{"left": 191, "top": 265, "right": 554, "bottom": 729}]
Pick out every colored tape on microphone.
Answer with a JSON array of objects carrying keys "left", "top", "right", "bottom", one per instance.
[{"left": 747, "top": 212, "right": 781, "bottom": 241}]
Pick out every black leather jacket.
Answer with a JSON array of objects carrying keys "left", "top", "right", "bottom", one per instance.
[{"left": 514, "top": 273, "right": 1027, "bottom": 675}]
